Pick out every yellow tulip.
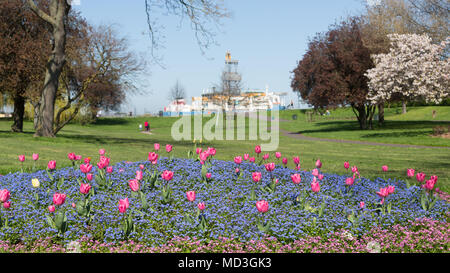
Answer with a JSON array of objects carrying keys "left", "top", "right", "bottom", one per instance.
[{"left": 31, "top": 178, "right": 40, "bottom": 188}]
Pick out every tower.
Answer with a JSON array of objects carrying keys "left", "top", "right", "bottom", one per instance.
[{"left": 222, "top": 51, "right": 241, "bottom": 96}]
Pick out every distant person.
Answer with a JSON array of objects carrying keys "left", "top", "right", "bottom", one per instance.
[
  {"left": 139, "top": 124, "right": 143, "bottom": 131},
  {"left": 144, "top": 120, "right": 150, "bottom": 132},
  {"left": 326, "top": 109, "right": 331, "bottom": 116}
]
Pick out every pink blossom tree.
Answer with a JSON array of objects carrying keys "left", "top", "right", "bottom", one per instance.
[{"left": 365, "top": 33, "right": 449, "bottom": 113}]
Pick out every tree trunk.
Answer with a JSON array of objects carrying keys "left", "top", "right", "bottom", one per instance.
[
  {"left": 378, "top": 102, "right": 385, "bottom": 125},
  {"left": 11, "top": 95, "right": 25, "bottom": 132},
  {"left": 28, "top": 0, "right": 71, "bottom": 137},
  {"left": 402, "top": 101, "right": 407, "bottom": 114},
  {"left": 353, "top": 105, "right": 367, "bottom": 130}
]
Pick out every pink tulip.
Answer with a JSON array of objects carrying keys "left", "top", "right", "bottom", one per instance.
[
  {"left": 282, "top": 157, "right": 288, "bottom": 165},
  {"left": 196, "top": 148, "right": 202, "bottom": 154},
  {"left": 311, "top": 181, "right": 320, "bottom": 193},
  {"left": 199, "top": 151, "right": 209, "bottom": 162},
  {"left": 430, "top": 175, "right": 438, "bottom": 183},
  {"left": 135, "top": 170, "right": 143, "bottom": 181},
  {"left": 84, "top": 157, "right": 91, "bottom": 164},
  {"left": 154, "top": 143, "right": 160, "bottom": 151},
  {"left": 407, "top": 169, "right": 415, "bottom": 177},
  {"left": 345, "top": 177, "right": 354, "bottom": 186},
  {"left": 382, "top": 165, "right": 388, "bottom": 172},
  {"left": 318, "top": 174, "right": 324, "bottom": 181},
  {"left": 0, "top": 189, "right": 10, "bottom": 203},
  {"left": 118, "top": 198, "right": 129, "bottom": 213},
  {"left": 263, "top": 153, "right": 270, "bottom": 160},
  {"left": 106, "top": 166, "right": 113, "bottom": 174},
  {"left": 205, "top": 173, "right": 212, "bottom": 179},
  {"left": 128, "top": 179, "right": 140, "bottom": 192},
  {"left": 161, "top": 170, "right": 174, "bottom": 181},
  {"left": 18, "top": 155, "right": 25, "bottom": 162},
  {"left": 148, "top": 152, "right": 159, "bottom": 164},
  {"left": 75, "top": 155, "right": 82, "bottom": 161},
  {"left": 52, "top": 193, "right": 66, "bottom": 206},
  {"left": 186, "top": 191, "right": 196, "bottom": 202},
  {"left": 47, "top": 160, "right": 56, "bottom": 170},
  {"left": 252, "top": 172, "right": 262, "bottom": 183},
  {"left": 165, "top": 144, "right": 173, "bottom": 153},
  {"left": 32, "top": 153, "right": 39, "bottom": 161},
  {"left": 99, "top": 149, "right": 105, "bottom": 156},
  {"left": 100, "top": 156, "right": 110, "bottom": 166},
  {"left": 86, "top": 173, "right": 93, "bottom": 181},
  {"left": 416, "top": 172, "right": 426, "bottom": 182},
  {"left": 255, "top": 145, "right": 262, "bottom": 154},
  {"left": 234, "top": 156, "right": 242, "bottom": 165},
  {"left": 80, "top": 163, "right": 93, "bottom": 174},
  {"left": 293, "top": 156, "right": 300, "bottom": 165},
  {"left": 97, "top": 161, "right": 106, "bottom": 170},
  {"left": 291, "top": 173, "right": 301, "bottom": 184},
  {"left": 80, "top": 183, "right": 91, "bottom": 195},
  {"left": 3, "top": 201, "right": 10, "bottom": 209},
  {"left": 344, "top": 161, "right": 350, "bottom": 169},
  {"left": 264, "top": 162, "right": 275, "bottom": 172},
  {"left": 235, "top": 167, "right": 240, "bottom": 174},
  {"left": 249, "top": 157, "right": 255, "bottom": 163},
  {"left": 256, "top": 200, "right": 269, "bottom": 213},
  {"left": 197, "top": 202, "right": 206, "bottom": 211},
  {"left": 311, "top": 168, "right": 319, "bottom": 177},
  {"left": 243, "top": 154, "right": 249, "bottom": 161},
  {"left": 72, "top": 203, "right": 76, "bottom": 208},
  {"left": 48, "top": 205, "right": 55, "bottom": 213},
  {"left": 351, "top": 166, "right": 358, "bottom": 173},
  {"left": 68, "top": 153, "right": 76, "bottom": 161},
  {"left": 275, "top": 152, "right": 281, "bottom": 159}
]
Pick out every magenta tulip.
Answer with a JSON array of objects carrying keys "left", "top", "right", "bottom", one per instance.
[
  {"left": 86, "top": 173, "right": 93, "bottom": 181},
  {"left": 351, "top": 166, "right": 358, "bottom": 173},
  {"left": 148, "top": 152, "right": 159, "bottom": 164},
  {"left": 360, "top": 202, "right": 365, "bottom": 209},
  {"left": 264, "top": 162, "right": 275, "bottom": 172},
  {"left": 256, "top": 200, "right": 269, "bottom": 213},
  {"left": 128, "top": 179, "right": 140, "bottom": 192},
  {"left": 99, "top": 149, "right": 105, "bottom": 156},
  {"left": 293, "top": 156, "right": 300, "bottom": 166},
  {"left": 344, "top": 161, "right": 350, "bottom": 169},
  {"left": 376, "top": 187, "right": 389, "bottom": 198},
  {"left": 416, "top": 172, "right": 426, "bottom": 182},
  {"left": 249, "top": 157, "right": 255, "bottom": 163},
  {"left": 47, "top": 160, "right": 56, "bottom": 170},
  {"left": 424, "top": 179, "right": 436, "bottom": 191},
  {"left": 118, "top": 198, "right": 129, "bottom": 213},
  {"left": 345, "top": 177, "right": 354, "bottom": 186},
  {"left": 186, "top": 191, "right": 196, "bottom": 202},
  {"left": 196, "top": 148, "right": 202, "bottom": 155},
  {"left": 48, "top": 205, "right": 55, "bottom": 213},
  {"left": 197, "top": 202, "right": 206, "bottom": 211},
  {"left": 32, "top": 153, "right": 39, "bottom": 161},
  {"left": 68, "top": 153, "right": 76, "bottom": 161},
  {"left": 311, "top": 181, "right": 320, "bottom": 193},
  {"left": 3, "top": 201, "right": 10, "bottom": 209},
  {"left": 207, "top": 147, "right": 216, "bottom": 156},
  {"left": 234, "top": 156, "right": 242, "bottom": 165},
  {"left": 252, "top": 172, "right": 262, "bottom": 183},
  {"left": 0, "top": 189, "right": 10, "bottom": 203},
  {"left": 205, "top": 173, "right": 212, "bottom": 179},
  {"left": 154, "top": 143, "right": 160, "bottom": 151},
  {"left": 135, "top": 170, "right": 143, "bottom": 181},
  {"left": 282, "top": 158, "right": 288, "bottom": 165},
  {"left": 315, "top": 159, "right": 322, "bottom": 168},
  {"left": 243, "top": 154, "right": 249, "bottom": 161},
  {"left": 291, "top": 173, "right": 301, "bottom": 184},
  {"left": 255, "top": 145, "right": 261, "bottom": 154},
  {"left": 262, "top": 153, "right": 270, "bottom": 160},
  {"left": 52, "top": 193, "right": 66, "bottom": 206},
  {"left": 80, "top": 163, "right": 93, "bottom": 174},
  {"left": 106, "top": 166, "right": 113, "bottom": 174},
  {"left": 430, "top": 175, "right": 438, "bottom": 183},
  {"left": 161, "top": 170, "right": 174, "bottom": 181},
  {"left": 407, "top": 169, "right": 415, "bottom": 177},
  {"left": 165, "top": 144, "right": 173, "bottom": 153},
  {"left": 18, "top": 155, "right": 25, "bottom": 162},
  {"left": 382, "top": 165, "right": 388, "bottom": 172},
  {"left": 387, "top": 185, "right": 395, "bottom": 194},
  {"left": 311, "top": 168, "right": 319, "bottom": 177},
  {"left": 275, "top": 152, "right": 281, "bottom": 159},
  {"left": 80, "top": 183, "right": 91, "bottom": 195}
]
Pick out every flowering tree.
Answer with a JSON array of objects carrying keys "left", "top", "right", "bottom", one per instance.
[{"left": 365, "top": 33, "right": 450, "bottom": 111}]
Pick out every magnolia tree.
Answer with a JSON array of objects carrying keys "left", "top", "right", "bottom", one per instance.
[{"left": 365, "top": 33, "right": 449, "bottom": 111}]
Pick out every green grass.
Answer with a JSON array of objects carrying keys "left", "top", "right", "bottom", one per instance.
[{"left": 1, "top": 106, "right": 449, "bottom": 193}]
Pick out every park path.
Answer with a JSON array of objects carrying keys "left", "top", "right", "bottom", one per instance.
[{"left": 242, "top": 112, "right": 450, "bottom": 150}]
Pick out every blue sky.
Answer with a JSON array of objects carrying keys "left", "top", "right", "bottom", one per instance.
[{"left": 73, "top": 0, "right": 367, "bottom": 115}]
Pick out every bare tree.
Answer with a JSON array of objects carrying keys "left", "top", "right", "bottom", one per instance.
[{"left": 168, "top": 80, "right": 186, "bottom": 102}]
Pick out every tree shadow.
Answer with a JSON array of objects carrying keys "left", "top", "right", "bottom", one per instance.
[{"left": 93, "top": 118, "right": 130, "bottom": 126}]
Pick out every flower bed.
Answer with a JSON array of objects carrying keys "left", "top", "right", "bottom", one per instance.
[{"left": 0, "top": 146, "right": 449, "bottom": 253}]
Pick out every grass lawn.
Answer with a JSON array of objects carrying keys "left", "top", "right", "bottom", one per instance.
[{"left": 1, "top": 106, "right": 449, "bottom": 192}]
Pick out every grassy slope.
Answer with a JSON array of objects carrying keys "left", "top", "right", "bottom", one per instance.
[{"left": 0, "top": 106, "right": 449, "bottom": 192}]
